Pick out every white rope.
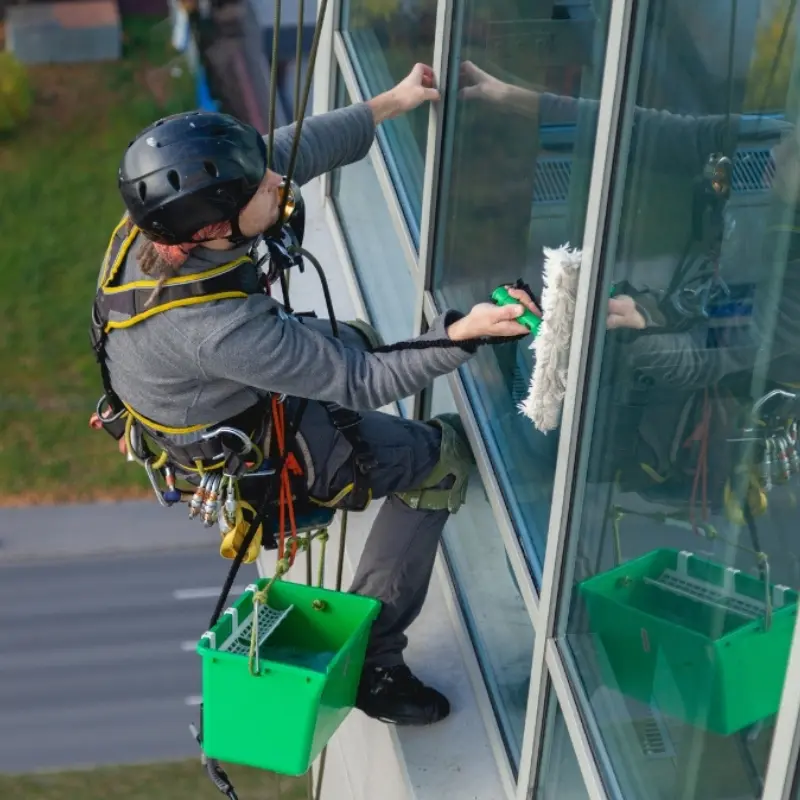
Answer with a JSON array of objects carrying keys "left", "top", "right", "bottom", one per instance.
[{"left": 519, "top": 244, "right": 582, "bottom": 432}]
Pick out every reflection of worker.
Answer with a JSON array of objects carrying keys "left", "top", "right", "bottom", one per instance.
[
  {"left": 459, "top": 59, "right": 800, "bottom": 388},
  {"left": 460, "top": 60, "right": 800, "bottom": 504},
  {"left": 92, "top": 64, "right": 541, "bottom": 728}
]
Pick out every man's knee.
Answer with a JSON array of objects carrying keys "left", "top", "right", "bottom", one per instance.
[{"left": 394, "top": 413, "right": 474, "bottom": 514}]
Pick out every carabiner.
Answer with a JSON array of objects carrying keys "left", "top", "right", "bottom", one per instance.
[
  {"left": 145, "top": 459, "right": 169, "bottom": 508},
  {"left": 96, "top": 394, "right": 126, "bottom": 423},
  {"left": 201, "top": 426, "right": 255, "bottom": 455}
]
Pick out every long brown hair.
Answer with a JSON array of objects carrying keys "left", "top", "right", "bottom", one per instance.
[
  {"left": 123, "top": 217, "right": 233, "bottom": 308},
  {"left": 123, "top": 218, "right": 179, "bottom": 308}
]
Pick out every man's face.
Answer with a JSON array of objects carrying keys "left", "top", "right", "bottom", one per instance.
[{"left": 237, "top": 169, "right": 284, "bottom": 237}]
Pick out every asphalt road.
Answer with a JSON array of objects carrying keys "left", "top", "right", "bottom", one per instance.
[{"left": 0, "top": 546, "right": 258, "bottom": 773}]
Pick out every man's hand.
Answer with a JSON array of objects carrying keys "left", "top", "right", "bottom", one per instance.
[
  {"left": 447, "top": 302, "right": 531, "bottom": 341},
  {"left": 458, "top": 60, "right": 541, "bottom": 119},
  {"left": 503, "top": 283, "right": 541, "bottom": 317},
  {"left": 607, "top": 295, "right": 647, "bottom": 330},
  {"left": 458, "top": 60, "right": 508, "bottom": 104},
  {"left": 367, "top": 63, "right": 440, "bottom": 124}
]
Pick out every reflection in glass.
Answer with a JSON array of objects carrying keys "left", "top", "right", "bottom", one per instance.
[
  {"left": 431, "top": 377, "right": 534, "bottom": 770},
  {"left": 340, "top": 0, "right": 437, "bottom": 232},
  {"left": 558, "top": 2, "right": 800, "bottom": 798},
  {"left": 794, "top": 755, "right": 800, "bottom": 797},
  {"left": 534, "top": 689, "right": 590, "bottom": 800},
  {"left": 432, "top": 0, "right": 614, "bottom": 577},
  {"left": 331, "top": 75, "right": 417, "bottom": 416}
]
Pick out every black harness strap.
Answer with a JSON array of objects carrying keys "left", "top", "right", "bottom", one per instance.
[{"left": 322, "top": 403, "right": 376, "bottom": 510}]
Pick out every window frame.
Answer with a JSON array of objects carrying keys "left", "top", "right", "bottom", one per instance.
[{"left": 318, "top": 0, "right": 800, "bottom": 796}]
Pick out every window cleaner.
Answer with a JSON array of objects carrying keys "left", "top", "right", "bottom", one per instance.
[{"left": 85, "top": 6, "right": 539, "bottom": 797}]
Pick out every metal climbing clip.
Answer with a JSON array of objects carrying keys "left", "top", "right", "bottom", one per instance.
[
  {"left": 201, "top": 426, "right": 255, "bottom": 454},
  {"left": 145, "top": 460, "right": 169, "bottom": 508},
  {"left": 95, "top": 393, "right": 126, "bottom": 423}
]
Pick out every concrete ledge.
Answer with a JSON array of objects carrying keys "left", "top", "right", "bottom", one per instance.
[{"left": 257, "top": 178, "right": 511, "bottom": 800}]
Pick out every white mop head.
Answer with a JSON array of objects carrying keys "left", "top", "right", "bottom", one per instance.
[{"left": 518, "top": 244, "right": 583, "bottom": 432}]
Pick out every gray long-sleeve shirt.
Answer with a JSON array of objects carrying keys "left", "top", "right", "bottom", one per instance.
[
  {"left": 539, "top": 92, "right": 799, "bottom": 391},
  {"left": 102, "top": 104, "right": 474, "bottom": 428}
]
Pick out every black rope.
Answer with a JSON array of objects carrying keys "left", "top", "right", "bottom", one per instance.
[
  {"left": 294, "top": 0, "right": 305, "bottom": 121},
  {"left": 296, "top": 247, "right": 338, "bottom": 338},
  {"left": 278, "top": 0, "right": 330, "bottom": 222},
  {"left": 372, "top": 334, "right": 527, "bottom": 354},
  {"left": 266, "top": 0, "right": 282, "bottom": 170}
]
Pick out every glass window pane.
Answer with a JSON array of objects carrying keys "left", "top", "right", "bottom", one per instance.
[
  {"left": 558, "top": 2, "right": 800, "bottom": 799},
  {"left": 432, "top": 0, "right": 615, "bottom": 578},
  {"left": 332, "top": 73, "right": 417, "bottom": 416},
  {"left": 431, "top": 377, "right": 535, "bottom": 770},
  {"left": 340, "top": 0, "right": 436, "bottom": 233},
  {"left": 533, "top": 688, "right": 590, "bottom": 800}
]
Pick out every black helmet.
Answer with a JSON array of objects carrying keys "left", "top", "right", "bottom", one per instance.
[{"left": 118, "top": 111, "right": 267, "bottom": 245}]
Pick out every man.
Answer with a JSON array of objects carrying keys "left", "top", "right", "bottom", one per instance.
[{"left": 91, "top": 63, "right": 540, "bottom": 726}]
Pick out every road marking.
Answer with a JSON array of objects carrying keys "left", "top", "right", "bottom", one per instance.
[
  {"left": 173, "top": 585, "right": 247, "bottom": 601},
  {"left": 181, "top": 640, "right": 198, "bottom": 652},
  {"left": 185, "top": 695, "right": 203, "bottom": 707}
]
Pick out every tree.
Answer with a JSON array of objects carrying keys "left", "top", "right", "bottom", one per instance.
[
  {"left": 744, "top": 0, "right": 797, "bottom": 112},
  {"left": 0, "top": 51, "right": 32, "bottom": 135}
]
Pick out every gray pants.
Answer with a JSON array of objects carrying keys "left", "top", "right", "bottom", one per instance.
[{"left": 300, "top": 401, "right": 449, "bottom": 668}]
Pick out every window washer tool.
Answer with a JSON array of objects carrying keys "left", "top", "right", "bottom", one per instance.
[{"left": 495, "top": 246, "right": 583, "bottom": 433}]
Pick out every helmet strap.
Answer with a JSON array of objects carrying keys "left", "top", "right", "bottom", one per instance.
[{"left": 227, "top": 216, "right": 251, "bottom": 248}]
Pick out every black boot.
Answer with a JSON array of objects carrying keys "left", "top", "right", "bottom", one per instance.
[{"left": 356, "top": 664, "right": 451, "bottom": 726}]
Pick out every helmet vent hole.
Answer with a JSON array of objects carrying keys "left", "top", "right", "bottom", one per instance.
[
  {"left": 137, "top": 181, "right": 147, "bottom": 201},
  {"left": 167, "top": 170, "right": 181, "bottom": 191},
  {"left": 203, "top": 161, "right": 219, "bottom": 178}
]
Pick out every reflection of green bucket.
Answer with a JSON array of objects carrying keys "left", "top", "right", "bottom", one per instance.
[
  {"left": 578, "top": 548, "right": 798, "bottom": 735},
  {"left": 197, "top": 579, "right": 381, "bottom": 776}
]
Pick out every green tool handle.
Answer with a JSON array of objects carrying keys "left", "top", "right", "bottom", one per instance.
[{"left": 491, "top": 286, "right": 542, "bottom": 336}]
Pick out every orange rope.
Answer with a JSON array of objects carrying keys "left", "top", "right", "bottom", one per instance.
[{"left": 272, "top": 396, "right": 301, "bottom": 564}]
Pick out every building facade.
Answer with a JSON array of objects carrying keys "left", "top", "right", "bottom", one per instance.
[{"left": 305, "top": 0, "right": 800, "bottom": 798}]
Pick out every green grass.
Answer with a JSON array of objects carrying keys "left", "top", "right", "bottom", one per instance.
[
  {"left": 0, "top": 16, "right": 197, "bottom": 505},
  {"left": 0, "top": 760, "right": 307, "bottom": 800}
]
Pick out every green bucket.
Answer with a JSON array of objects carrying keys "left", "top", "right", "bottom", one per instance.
[
  {"left": 578, "top": 548, "right": 798, "bottom": 735},
  {"left": 197, "top": 578, "right": 381, "bottom": 776}
]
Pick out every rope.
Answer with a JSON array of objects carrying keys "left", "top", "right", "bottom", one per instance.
[
  {"left": 278, "top": 0, "right": 330, "bottom": 221},
  {"left": 266, "top": 0, "right": 282, "bottom": 171},
  {"left": 272, "top": 396, "right": 302, "bottom": 564},
  {"left": 310, "top": 512, "right": 348, "bottom": 800},
  {"left": 316, "top": 530, "right": 329, "bottom": 588},
  {"left": 306, "top": 530, "right": 313, "bottom": 586},
  {"left": 294, "top": 0, "right": 305, "bottom": 121},
  {"left": 248, "top": 557, "right": 291, "bottom": 676}
]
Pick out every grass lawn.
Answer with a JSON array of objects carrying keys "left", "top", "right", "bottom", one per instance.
[
  {"left": 0, "top": 17, "right": 197, "bottom": 506},
  {"left": 0, "top": 760, "right": 307, "bottom": 800}
]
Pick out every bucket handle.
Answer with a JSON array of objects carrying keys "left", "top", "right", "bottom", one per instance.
[{"left": 675, "top": 550, "right": 776, "bottom": 631}]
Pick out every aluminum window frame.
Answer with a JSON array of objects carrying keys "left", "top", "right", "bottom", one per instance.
[
  {"left": 311, "top": 0, "right": 800, "bottom": 796},
  {"left": 333, "top": 33, "right": 420, "bottom": 282}
]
